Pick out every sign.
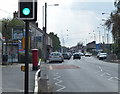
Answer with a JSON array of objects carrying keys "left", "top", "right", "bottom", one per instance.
[{"left": 13, "top": 28, "right": 24, "bottom": 40}]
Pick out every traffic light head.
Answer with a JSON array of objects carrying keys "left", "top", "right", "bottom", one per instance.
[
  {"left": 22, "top": 8, "right": 30, "bottom": 15},
  {"left": 18, "top": 0, "right": 37, "bottom": 21}
]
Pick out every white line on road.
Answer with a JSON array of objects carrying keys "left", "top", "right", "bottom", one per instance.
[
  {"left": 54, "top": 75, "right": 61, "bottom": 80},
  {"left": 95, "top": 65, "right": 103, "bottom": 73},
  {"left": 108, "top": 77, "right": 114, "bottom": 80},
  {"left": 1, "top": 88, "right": 24, "bottom": 92},
  {"left": 114, "top": 77, "right": 120, "bottom": 81},
  {"left": 99, "top": 66, "right": 103, "bottom": 71},
  {"left": 100, "top": 72, "right": 106, "bottom": 76},
  {"left": 53, "top": 73, "right": 66, "bottom": 92},
  {"left": 105, "top": 73, "right": 111, "bottom": 76}
]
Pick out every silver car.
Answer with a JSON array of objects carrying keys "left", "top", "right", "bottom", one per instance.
[
  {"left": 99, "top": 53, "right": 107, "bottom": 60},
  {"left": 49, "top": 52, "right": 64, "bottom": 63}
]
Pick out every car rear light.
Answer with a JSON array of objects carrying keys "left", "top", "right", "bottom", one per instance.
[
  {"left": 60, "top": 56, "right": 63, "bottom": 58},
  {"left": 49, "top": 56, "right": 52, "bottom": 58}
]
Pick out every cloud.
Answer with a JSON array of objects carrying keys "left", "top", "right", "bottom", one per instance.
[{"left": 45, "top": 4, "right": 100, "bottom": 47}]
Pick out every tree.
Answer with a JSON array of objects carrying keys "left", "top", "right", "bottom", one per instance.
[
  {"left": 104, "top": 1, "right": 120, "bottom": 59},
  {"left": 48, "top": 32, "right": 61, "bottom": 51},
  {"left": 2, "top": 18, "right": 24, "bottom": 40}
]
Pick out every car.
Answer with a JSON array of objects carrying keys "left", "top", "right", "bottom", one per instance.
[
  {"left": 49, "top": 52, "right": 64, "bottom": 63},
  {"left": 98, "top": 53, "right": 107, "bottom": 60},
  {"left": 79, "top": 52, "right": 84, "bottom": 56},
  {"left": 97, "top": 53, "right": 100, "bottom": 58},
  {"left": 73, "top": 53, "right": 81, "bottom": 59},
  {"left": 62, "top": 53, "right": 71, "bottom": 60},
  {"left": 85, "top": 52, "right": 92, "bottom": 57}
]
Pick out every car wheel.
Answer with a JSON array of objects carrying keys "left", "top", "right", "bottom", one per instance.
[{"left": 59, "top": 61, "right": 62, "bottom": 63}]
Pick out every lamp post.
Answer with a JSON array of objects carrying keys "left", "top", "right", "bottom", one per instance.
[
  {"left": 88, "top": 31, "right": 96, "bottom": 42},
  {"left": 97, "top": 27, "right": 101, "bottom": 43},
  {"left": 43, "top": 2, "right": 59, "bottom": 62},
  {"left": 102, "top": 12, "right": 110, "bottom": 44}
]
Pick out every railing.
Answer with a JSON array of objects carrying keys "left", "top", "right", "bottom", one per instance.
[{"left": 34, "top": 59, "right": 41, "bottom": 94}]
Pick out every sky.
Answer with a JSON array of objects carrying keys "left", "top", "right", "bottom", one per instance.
[{"left": 0, "top": 0, "right": 116, "bottom": 47}]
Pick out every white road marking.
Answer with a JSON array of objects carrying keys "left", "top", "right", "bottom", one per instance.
[
  {"left": 53, "top": 73, "right": 66, "bottom": 92},
  {"left": 49, "top": 65, "right": 53, "bottom": 70},
  {"left": 96, "top": 64, "right": 119, "bottom": 82},
  {"left": 114, "top": 77, "right": 120, "bottom": 81},
  {"left": 95, "top": 65, "right": 103, "bottom": 73},
  {"left": 54, "top": 75, "right": 61, "bottom": 80},
  {"left": 108, "top": 77, "right": 114, "bottom": 80},
  {"left": 100, "top": 72, "right": 106, "bottom": 76},
  {"left": 105, "top": 73, "right": 111, "bottom": 76},
  {"left": 2, "top": 88, "right": 24, "bottom": 92},
  {"left": 99, "top": 66, "right": 103, "bottom": 71}
]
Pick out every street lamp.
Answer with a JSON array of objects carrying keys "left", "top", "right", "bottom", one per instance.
[
  {"left": 88, "top": 31, "right": 96, "bottom": 42},
  {"left": 43, "top": 2, "right": 59, "bottom": 62},
  {"left": 97, "top": 27, "right": 101, "bottom": 43}
]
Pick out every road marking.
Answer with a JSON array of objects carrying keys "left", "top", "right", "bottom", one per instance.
[
  {"left": 108, "top": 77, "right": 114, "bottom": 80},
  {"left": 114, "top": 77, "right": 120, "bottom": 81},
  {"left": 99, "top": 66, "right": 102, "bottom": 71},
  {"left": 0, "top": 65, "right": 6, "bottom": 68},
  {"left": 53, "top": 72, "right": 66, "bottom": 92},
  {"left": 105, "top": 73, "right": 111, "bottom": 76},
  {"left": 101, "top": 72, "right": 111, "bottom": 76},
  {"left": 100, "top": 72, "right": 106, "bottom": 76},
  {"left": 54, "top": 75, "right": 61, "bottom": 80},
  {"left": 49, "top": 65, "right": 53, "bottom": 70},
  {"left": 2, "top": 87, "right": 24, "bottom": 92},
  {"left": 95, "top": 65, "right": 103, "bottom": 73}
]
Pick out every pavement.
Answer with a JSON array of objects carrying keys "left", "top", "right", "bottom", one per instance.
[
  {"left": 1, "top": 63, "right": 36, "bottom": 93},
  {"left": 38, "top": 62, "right": 48, "bottom": 93}
]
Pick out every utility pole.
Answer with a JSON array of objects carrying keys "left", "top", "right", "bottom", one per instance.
[
  {"left": 44, "top": 2, "right": 47, "bottom": 62},
  {"left": 99, "top": 30, "right": 101, "bottom": 43}
]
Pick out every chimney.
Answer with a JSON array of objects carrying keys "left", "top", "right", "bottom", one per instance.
[{"left": 13, "top": 11, "right": 18, "bottom": 18}]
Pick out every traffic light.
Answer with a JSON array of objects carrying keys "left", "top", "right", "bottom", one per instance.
[{"left": 18, "top": 0, "right": 37, "bottom": 21}]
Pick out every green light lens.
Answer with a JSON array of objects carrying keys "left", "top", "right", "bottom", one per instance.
[{"left": 22, "top": 8, "right": 30, "bottom": 15}]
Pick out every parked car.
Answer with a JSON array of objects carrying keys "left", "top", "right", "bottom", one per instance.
[
  {"left": 49, "top": 52, "right": 64, "bottom": 63},
  {"left": 62, "top": 53, "right": 71, "bottom": 60},
  {"left": 98, "top": 53, "right": 107, "bottom": 60},
  {"left": 85, "top": 52, "right": 92, "bottom": 57},
  {"left": 73, "top": 53, "right": 81, "bottom": 59},
  {"left": 97, "top": 53, "right": 100, "bottom": 58}
]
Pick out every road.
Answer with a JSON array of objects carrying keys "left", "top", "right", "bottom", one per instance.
[
  {"left": 1, "top": 64, "right": 36, "bottom": 93},
  {"left": 44, "top": 56, "right": 119, "bottom": 93}
]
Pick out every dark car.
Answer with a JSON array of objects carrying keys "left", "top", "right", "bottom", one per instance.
[
  {"left": 73, "top": 53, "right": 81, "bottom": 59},
  {"left": 62, "top": 53, "right": 71, "bottom": 60}
]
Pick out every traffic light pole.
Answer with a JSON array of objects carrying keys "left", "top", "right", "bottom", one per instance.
[{"left": 24, "top": 21, "right": 29, "bottom": 94}]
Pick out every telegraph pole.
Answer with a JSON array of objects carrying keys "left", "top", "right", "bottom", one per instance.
[{"left": 44, "top": 2, "right": 47, "bottom": 62}]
